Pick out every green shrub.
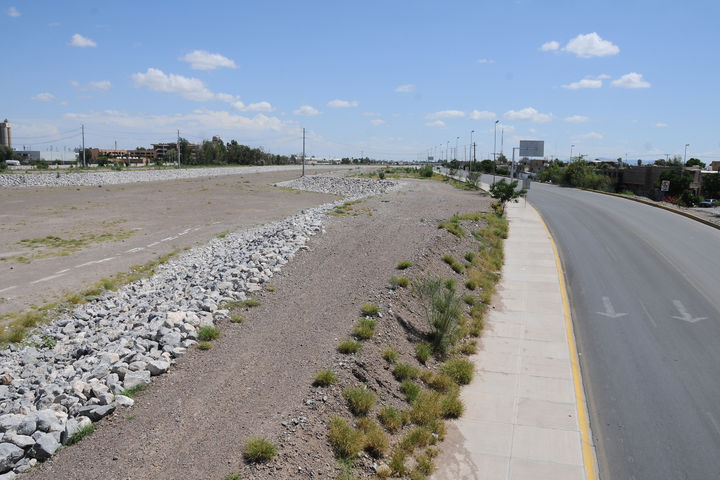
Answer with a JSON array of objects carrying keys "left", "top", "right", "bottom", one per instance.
[
  {"left": 120, "top": 384, "right": 147, "bottom": 398},
  {"left": 440, "top": 358, "right": 474, "bottom": 385},
  {"left": 409, "top": 391, "right": 443, "bottom": 427},
  {"left": 353, "top": 318, "right": 376, "bottom": 339},
  {"left": 462, "top": 294, "right": 476, "bottom": 306},
  {"left": 401, "top": 380, "right": 421, "bottom": 402},
  {"left": 414, "top": 276, "right": 462, "bottom": 357},
  {"left": 464, "top": 252, "right": 475, "bottom": 262},
  {"left": 337, "top": 339, "right": 361, "bottom": 354},
  {"left": 396, "top": 260, "right": 412, "bottom": 270},
  {"left": 361, "top": 303, "right": 380, "bottom": 317},
  {"left": 224, "top": 473, "right": 242, "bottom": 480},
  {"left": 400, "top": 426, "right": 434, "bottom": 451},
  {"left": 230, "top": 315, "right": 244, "bottom": 324},
  {"left": 357, "top": 417, "right": 389, "bottom": 458},
  {"left": 382, "top": 348, "right": 398, "bottom": 364},
  {"left": 415, "top": 343, "right": 431, "bottom": 364},
  {"left": 423, "top": 372, "right": 455, "bottom": 393},
  {"left": 197, "top": 341, "right": 212, "bottom": 350},
  {"left": 418, "top": 165, "right": 433, "bottom": 178},
  {"left": 329, "top": 416, "right": 364, "bottom": 458},
  {"left": 243, "top": 299, "right": 261, "bottom": 308},
  {"left": 465, "top": 279, "right": 477, "bottom": 290},
  {"left": 378, "top": 407, "right": 406, "bottom": 434},
  {"left": 389, "top": 276, "right": 410, "bottom": 289},
  {"left": 458, "top": 341, "right": 477, "bottom": 355},
  {"left": 65, "top": 423, "right": 95, "bottom": 446},
  {"left": 343, "top": 386, "right": 377, "bottom": 416},
  {"left": 243, "top": 437, "right": 277, "bottom": 463},
  {"left": 197, "top": 326, "right": 221, "bottom": 341},
  {"left": 393, "top": 363, "right": 419, "bottom": 381},
  {"left": 441, "top": 390, "right": 464, "bottom": 418},
  {"left": 313, "top": 370, "right": 338, "bottom": 387},
  {"left": 389, "top": 448, "right": 408, "bottom": 476}
]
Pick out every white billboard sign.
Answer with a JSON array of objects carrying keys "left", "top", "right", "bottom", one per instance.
[{"left": 519, "top": 140, "right": 544, "bottom": 157}]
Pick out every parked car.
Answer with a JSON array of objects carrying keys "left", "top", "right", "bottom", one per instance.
[{"left": 698, "top": 199, "right": 716, "bottom": 207}]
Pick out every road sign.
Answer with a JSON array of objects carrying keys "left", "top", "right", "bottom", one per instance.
[
  {"left": 661, "top": 180, "right": 670, "bottom": 192},
  {"left": 519, "top": 140, "right": 544, "bottom": 157}
]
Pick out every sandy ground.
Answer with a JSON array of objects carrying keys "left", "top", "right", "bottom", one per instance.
[
  {"left": 0, "top": 167, "right": 360, "bottom": 318},
  {"left": 28, "top": 178, "right": 492, "bottom": 479}
]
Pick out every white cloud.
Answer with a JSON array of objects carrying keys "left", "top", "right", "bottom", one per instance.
[
  {"left": 327, "top": 99, "right": 359, "bottom": 108},
  {"left": 32, "top": 92, "right": 56, "bottom": 102},
  {"left": 70, "top": 34, "right": 97, "bottom": 48},
  {"left": 540, "top": 41, "right": 559, "bottom": 51},
  {"left": 293, "top": 105, "right": 320, "bottom": 116},
  {"left": 562, "top": 78, "right": 602, "bottom": 90},
  {"left": 363, "top": 112, "right": 383, "bottom": 117},
  {"left": 577, "top": 131, "right": 603, "bottom": 140},
  {"left": 503, "top": 107, "right": 553, "bottom": 123},
  {"left": 477, "top": 58, "right": 495, "bottom": 64},
  {"left": 425, "top": 120, "right": 446, "bottom": 128},
  {"left": 215, "top": 93, "right": 238, "bottom": 103},
  {"left": 611, "top": 72, "right": 651, "bottom": 89},
  {"left": 179, "top": 50, "right": 237, "bottom": 70},
  {"left": 565, "top": 115, "right": 590, "bottom": 123},
  {"left": 468, "top": 110, "right": 496, "bottom": 121},
  {"left": 597, "top": 74, "right": 611, "bottom": 79},
  {"left": 563, "top": 33, "right": 619, "bottom": 58},
  {"left": 425, "top": 110, "right": 465, "bottom": 120},
  {"left": 72, "top": 80, "right": 112, "bottom": 92},
  {"left": 132, "top": 68, "right": 214, "bottom": 101},
  {"left": 370, "top": 119, "right": 386, "bottom": 126},
  {"left": 395, "top": 84, "right": 415, "bottom": 93},
  {"left": 655, "top": 122, "right": 668, "bottom": 127},
  {"left": 7, "top": 6, "right": 20, "bottom": 17},
  {"left": 244, "top": 101, "right": 275, "bottom": 113}
]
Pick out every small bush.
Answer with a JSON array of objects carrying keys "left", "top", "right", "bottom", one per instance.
[
  {"left": 353, "top": 318, "right": 376, "bottom": 339},
  {"left": 243, "top": 299, "right": 261, "bottom": 308},
  {"left": 393, "top": 363, "right": 419, "bottom": 381},
  {"left": 414, "top": 276, "right": 462, "bottom": 357},
  {"left": 462, "top": 294, "right": 476, "bottom": 306},
  {"left": 423, "top": 372, "right": 455, "bottom": 393},
  {"left": 415, "top": 343, "right": 431, "bottom": 364},
  {"left": 401, "top": 380, "right": 421, "bottom": 403},
  {"left": 415, "top": 450, "right": 436, "bottom": 476},
  {"left": 329, "top": 416, "right": 364, "bottom": 458},
  {"left": 458, "top": 341, "right": 477, "bottom": 355},
  {"left": 65, "top": 423, "right": 95, "bottom": 446},
  {"left": 410, "top": 391, "right": 443, "bottom": 427},
  {"left": 465, "top": 279, "right": 477, "bottom": 290},
  {"left": 357, "top": 417, "right": 389, "bottom": 458},
  {"left": 445, "top": 279, "right": 456, "bottom": 291},
  {"left": 396, "top": 260, "right": 412, "bottom": 270},
  {"left": 464, "top": 252, "right": 475, "bottom": 262},
  {"left": 230, "top": 315, "right": 244, "bottom": 324},
  {"left": 442, "top": 254, "right": 462, "bottom": 274},
  {"left": 400, "top": 426, "right": 434, "bottom": 452},
  {"left": 224, "top": 473, "right": 242, "bottom": 480},
  {"left": 378, "top": 406, "right": 406, "bottom": 433},
  {"left": 313, "top": 370, "right": 338, "bottom": 387},
  {"left": 337, "top": 339, "right": 361, "bottom": 354},
  {"left": 197, "top": 341, "right": 212, "bottom": 350},
  {"left": 7, "top": 327, "right": 25, "bottom": 344},
  {"left": 197, "top": 326, "right": 221, "bottom": 341},
  {"left": 243, "top": 437, "right": 277, "bottom": 463},
  {"left": 343, "top": 386, "right": 377, "bottom": 416},
  {"left": 389, "top": 276, "right": 410, "bottom": 290},
  {"left": 121, "top": 384, "right": 147, "bottom": 398},
  {"left": 440, "top": 358, "right": 474, "bottom": 385},
  {"left": 441, "top": 390, "right": 464, "bottom": 418},
  {"left": 389, "top": 448, "right": 408, "bottom": 476},
  {"left": 361, "top": 303, "right": 380, "bottom": 316},
  {"left": 382, "top": 348, "right": 398, "bottom": 364}
]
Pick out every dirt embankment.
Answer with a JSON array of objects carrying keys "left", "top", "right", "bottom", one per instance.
[{"left": 29, "top": 179, "right": 493, "bottom": 480}]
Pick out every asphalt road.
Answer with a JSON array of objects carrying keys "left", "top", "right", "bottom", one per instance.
[{"left": 521, "top": 181, "right": 720, "bottom": 479}]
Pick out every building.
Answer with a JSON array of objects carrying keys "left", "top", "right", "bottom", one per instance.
[
  {"left": 710, "top": 161, "right": 720, "bottom": 172},
  {"left": 0, "top": 119, "right": 11, "bottom": 148},
  {"left": 152, "top": 142, "right": 199, "bottom": 162},
  {"left": 89, "top": 148, "right": 156, "bottom": 164}
]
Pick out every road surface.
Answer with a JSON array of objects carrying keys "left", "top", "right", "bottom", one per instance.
[{"left": 523, "top": 181, "right": 720, "bottom": 479}]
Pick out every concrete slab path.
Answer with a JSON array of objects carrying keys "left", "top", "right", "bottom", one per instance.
[{"left": 434, "top": 200, "right": 598, "bottom": 480}]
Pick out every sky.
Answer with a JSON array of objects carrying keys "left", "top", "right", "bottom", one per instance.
[{"left": 3, "top": 0, "right": 720, "bottom": 163}]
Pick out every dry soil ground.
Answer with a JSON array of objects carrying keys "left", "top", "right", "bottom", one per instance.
[
  {"left": 28, "top": 178, "right": 493, "bottom": 479},
  {"left": 0, "top": 167, "right": 358, "bottom": 318}
]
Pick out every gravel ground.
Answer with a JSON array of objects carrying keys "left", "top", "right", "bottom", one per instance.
[{"left": 28, "top": 178, "right": 492, "bottom": 479}]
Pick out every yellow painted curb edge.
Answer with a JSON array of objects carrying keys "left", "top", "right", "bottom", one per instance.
[{"left": 530, "top": 204, "right": 599, "bottom": 480}]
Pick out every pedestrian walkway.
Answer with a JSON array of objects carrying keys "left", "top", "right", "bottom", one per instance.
[{"left": 434, "top": 200, "right": 597, "bottom": 480}]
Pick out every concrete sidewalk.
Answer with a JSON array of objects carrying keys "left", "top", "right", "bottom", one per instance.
[{"left": 434, "top": 200, "right": 597, "bottom": 480}]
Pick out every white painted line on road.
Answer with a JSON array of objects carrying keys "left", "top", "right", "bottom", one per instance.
[
  {"left": 0, "top": 286, "right": 17, "bottom": 293},
  {"left": 30, "top": 273, "right": 66, "bottom": 284},
  {"left": 74, "top": 257, "right": 116, "bottom": 268},
  {"left": 671, "top": 300, "right": 707, "bottom": 323},
  {"left": 707, "top": 412, "right": 720, "bottom": 438},
  {"left": 639, "top": 300, "right": 657, "bottom": 328},
  {"left": 55, "top": 269, "right": 70, "bottom": 274},
  {"left": 596, "top": 296, "right": 627, "bottom": 318},
  {"left": 161, "top": 236, "right": 178, "bottom": 242},
  {"left": 147, "top": 241, "right": 160, "bottom": 247},
  {"left": 177, "top": 228, "right": 192, "bottom": 236},
  {"left": 96, "top": 257, "right": 115, "bottom": 264},
  {"left": 125, "top": 247, "right": 145, "bottom": 253}
]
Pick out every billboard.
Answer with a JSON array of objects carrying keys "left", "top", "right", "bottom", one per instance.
[{"left": 519, "top": 140, "right": 544, "bottom": 157}]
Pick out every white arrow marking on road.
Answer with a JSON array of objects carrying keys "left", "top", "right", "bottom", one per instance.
[
  {"left": 597, "top": 296, "right": 628, "bottom": 318},
  {"left": 672, "top": 300, "right": 706, "bottom": 323}
]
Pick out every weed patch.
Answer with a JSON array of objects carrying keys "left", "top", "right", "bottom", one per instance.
[
  {"left": 357, "top": 417, "right": 390, "bottom": 458},
  {"left": 337, "top": 339, "right": 361, "bottom": 354},
  {"left": 197, "top": 326, "right": 220, "bottom": 341},
  {"left": 393, "top": 363, "right": 419, "bottom": 381},
  {"left": 378, "top": 407, "right": 406, "bottom": 434},
  {"left": 329, "top": 416, "right": 364, "bottom": 458},
  {"left": 243, "top": 437, "right": 277, "bottom": 463},
  {"left": 396, "top": 260, "right": 412, "bottom": 270},
  {"left": 440, "top": 358, "right": 474, "bottom": 385},
  {"left": 313, "top": 370, "right": 338, "bottom": 387},
  {"left": 343, "top": 386, "right": 376, "bottom": 416},
  {"left": 353, "top": 318, "right": 376, "bottom": 339},
  {"left": 65, "top": 423, "right": 95, "bottom": 446},
  {"left": 382, "top": 347, "right": 398, "bottom": 364},
  {"left": 361, "top": 303, "right": 380, "bottom": 316},
  {"left": 415, "top": 343, "right": 431, "bottom": 364}
]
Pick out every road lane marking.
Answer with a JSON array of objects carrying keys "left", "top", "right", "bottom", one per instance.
[
  {"left": 55, "top": 269, "right": 70, "bottom": 274},
  {"left": 707, "top": 412, "right": 720, "bottom": 438},
  {"left": 161, "top": 236, "right": 177, "bottom": 242},
  {"left": 671, "top": 300, "right": 706, "bottom": 323},
  {"left": 0, "top": 286, "right": 17, "bottom": 293},
  {"left": 534, "top": 204, "right": 599, "bottom": 480},
  {"left": 74, "top": 257, "right": 116, "bottom": 268},
  {"left": 147, "top": 241, "right": 160, "bottom": 247},
  {"left": 125, "top": 247, "right": 145, "bottom": 253},
  {"left": 596, "top": 296, "right": 628, "bottom": 318},
  {"left": 639, "top": 300, "right": 658, "bottom": 328},
  {"left": 30, "top": 273, "right": 66, "bottom": 284}
]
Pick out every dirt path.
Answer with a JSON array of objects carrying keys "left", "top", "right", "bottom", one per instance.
[{"left": 29, "top": 179, "right": 490, "bottom": 479}]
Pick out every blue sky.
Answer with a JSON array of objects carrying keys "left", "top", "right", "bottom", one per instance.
[{"left": 3, "top": 0, "right": 719, "bottom": 163}]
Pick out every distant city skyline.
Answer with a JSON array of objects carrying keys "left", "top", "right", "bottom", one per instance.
[{"left": 3, "top": 1, "right": 719, "bottom": 162}]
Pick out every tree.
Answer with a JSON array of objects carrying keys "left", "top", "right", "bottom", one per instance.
[
  {"left": 701, "top": 173, "right": 720, "bottom": 199},
  {"left": 489, "top": 179, "right": 527, "bottom": 215},
  {"left": 686, "top": 158, "right": 705, "bottom": 169},
  {"left": 657, "top": 169, "right": 692, "bottom": 197},
  {"left": 0, "top": 146, "right": 15, "bottom": 161},
  {"left": 479, "top": 159, "right": 494, "bottom": 173},
  {"left": 164, "top": 149, "right": 178, "bottom": 165}
]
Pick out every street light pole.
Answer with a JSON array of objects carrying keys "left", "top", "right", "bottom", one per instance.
[
  {"left": 684, "top": 143, "right": 689, "bottom": 164},
  {"left": 570, "top": 144, "right": 575, "bottom": 162},
  {"left": 446, "top": 141, "right": 449, "bottom": 162},
  {"left": 455, "top": 136, "right": 459, "bottom": 162},
  {"left": 470, "top": 130, "right": 474, "bottom": 168},
  {"left": 493, "top": 120, "right": 499, "bottom": 184}
]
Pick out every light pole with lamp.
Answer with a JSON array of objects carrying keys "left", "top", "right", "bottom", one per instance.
[
  {"left": 570, "top": 144, "right": 575, "bottom": 162},
  {"left": 684, "top": 144, "right": 689, "bottom": 165},
  {"left": 493, "top": 120, "right": 500, "bottom": 184}
]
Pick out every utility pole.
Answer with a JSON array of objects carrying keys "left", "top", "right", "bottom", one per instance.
[
  {"left": 81, "top": 124, "right": 86, "bottom": 167},
  {"left": 177, "top": 130, "right": 181, "bottom": 168},
  {"left": 455, "top": 136, "right": 459, "bottom": 161},
  {"left": 301, "top": 127, "right": 305, "bottom": 177}
]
